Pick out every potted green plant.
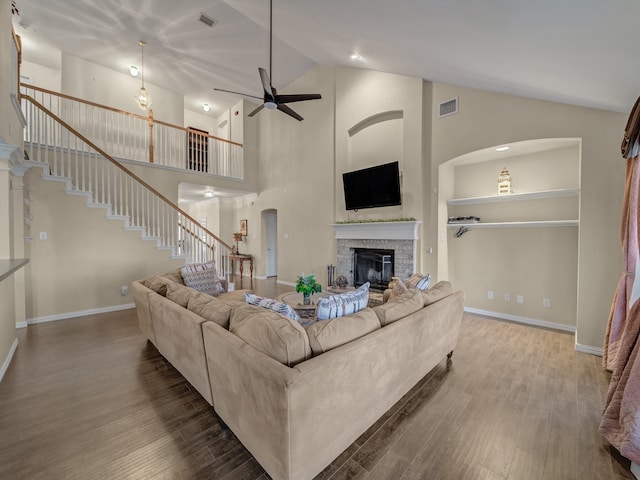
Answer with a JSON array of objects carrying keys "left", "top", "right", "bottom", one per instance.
[{"left": 296, "top": 273, "right": 322, "bottom": 305}]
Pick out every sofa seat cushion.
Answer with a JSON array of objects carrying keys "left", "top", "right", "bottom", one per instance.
[
  {"left": 181, "top": 262, "right": 224, "bottom": 297},
  {"left": 316, "top": 282, "right": 370, "bottom": 320},
  {"left": 217, "top": 289, "right": 253, "bottom": 305},
  {"left": 307, "top": 308, "right": 380, "bottom": 355},
  {"left": 421, "top": 281, "right": 454, "bottom": 306},
  {"left": 187, "top": 292, "right": 233, "bottom": 329},
  {"left": 373, "top": 289, "right": 423, "bottom": 326},
  {"left": 229, "top": 303, "right": 311, "bottom": 366}
]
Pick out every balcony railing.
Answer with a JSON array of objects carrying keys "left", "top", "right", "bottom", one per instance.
[
  {"left": 20, "top": 91, "right": 233, "bottom": 268},
  {"left": 20, "top": 84, "right": 244, "bottom": 180}
]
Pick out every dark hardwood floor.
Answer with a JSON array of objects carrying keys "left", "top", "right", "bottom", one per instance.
[{"left": 0, "top": 277, "right": 634, "bottom": 479}]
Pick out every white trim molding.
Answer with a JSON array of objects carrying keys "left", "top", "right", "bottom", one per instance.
[
  {"left": 575, "top": 343, "right": 604, "bottom": 357},
  {"left": 28, "top": 303, "right": 135, "bottom": 325},
  {"left": 0, "top": 338, "right": 19, "bottom": 383},
  {"left": 464, "top": 307, "right": 576, "bottom": 333},
  {"left": 331, "top": 221, "right": 421, "bottom": 240}
]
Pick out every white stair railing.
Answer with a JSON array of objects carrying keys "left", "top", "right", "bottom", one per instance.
[
  {"left": 20, "top": 84, "right": 244, "bottom": 180},
  {"left": 21, "top": 92, "right": 233, "bottom": 270}
]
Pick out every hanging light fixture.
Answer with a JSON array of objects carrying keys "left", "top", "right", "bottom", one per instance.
[{"left": 134, "top": 40, "right": 152, "bottom": 111}]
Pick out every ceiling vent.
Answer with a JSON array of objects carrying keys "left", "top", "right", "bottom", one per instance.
[
  {"left": 438, "top": 98, "right": 458, "bottom": 118},
  {"left": 199, "top": 13, "right": 217, "bottom": 28}
]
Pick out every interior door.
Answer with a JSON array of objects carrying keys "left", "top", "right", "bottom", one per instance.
[{"left": 265, "top": 213, "right": 277, "bottom": 277}]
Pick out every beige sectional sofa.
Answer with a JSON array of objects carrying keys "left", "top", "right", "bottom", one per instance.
[{"left": 132, "top": 269, "right": 464, "bottom": 480}]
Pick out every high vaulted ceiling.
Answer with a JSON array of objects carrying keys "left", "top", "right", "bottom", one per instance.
[{"left": 12, "top": 0, "right": 640, "bottom": 120}]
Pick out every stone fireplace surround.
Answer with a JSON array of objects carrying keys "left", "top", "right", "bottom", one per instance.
[{"left": 332, "top": 221, "right": 420, "bottom": 289}]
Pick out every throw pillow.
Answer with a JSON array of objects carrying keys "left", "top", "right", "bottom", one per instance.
[
  {"left": 373, "top": 288, "right": 424, "bottom": 326},
  {"left": 230, "top": 302, "right": 311, "bottom": 367},
  {"left": 243, "top": 293, "right": 301, "bottom": 323},
  {"left": 145, "top": 275, "right": 172, "bottom": 296},
  {"left": 406, "top": 273, "right": 432, "bottom": 291},
  {"left": 421, "top": 281, "right": 454, "bottom": 306},
  {"left": 307, "top": 308, "right": 380, "bottom": 355},
  {"left": 181, "top": 262, "right": 224, "bottom": 297},
  {"left": 391, "top": 277, "right": 408, "bottom": 296},
  {"left": 187, "top": 292, "right": 233, "bottom": 329},
  {"left": 316, "top": 282, "right": 370, "bottom": 321}
]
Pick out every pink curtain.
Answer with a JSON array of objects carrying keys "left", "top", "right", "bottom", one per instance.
[{"left": 600, "top": 156, "right": 640, "bottom": 463}]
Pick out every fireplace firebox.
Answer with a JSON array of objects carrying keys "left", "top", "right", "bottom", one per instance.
[{"left": 353, "top": 248, "right": 394, "bottom": 291}]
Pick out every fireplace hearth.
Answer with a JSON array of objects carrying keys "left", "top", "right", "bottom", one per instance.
[{"left": 354, "top": 248, "right": 394, "bottom": 291}]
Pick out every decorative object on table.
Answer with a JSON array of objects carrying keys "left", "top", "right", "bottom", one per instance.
[
  {"left": 240, "top": 219, "right": 248, "bottom": 236},
  {"left": 134, "top": 40, "right": 152, "bottom": 111},
  {"left": 335, "top": 275, "right": 347, "bottom": 289},
  {"left": 498, "top": 167, "right": 512, "bottom": 195},
  {"left": 296, "top": 273, "right": 322, "bottom": 305},
  {"left": 233, "top": 232, "right": 243, "bottom": 254}
]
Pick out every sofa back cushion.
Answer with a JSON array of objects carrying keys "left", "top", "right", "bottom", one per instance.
[
  {"left": 373, "top": 289, "right": 424, "bottom": 326},
  {"left": 187, "top": 292, "right": 233, "bottom": 329},
  {"left": 421, "top": 281, "right": 454, "bottom": 306},
  {"left": 306, "top": 308, "right": 380, "bottom": 355},
  {"left": 229, "top": 303, "right": 311, "bottom": 367},
  {"left": 316, "top": 282, "right": 370, "bottom": 320},
  {"left": 145, "top": 275, "right": 173, "bottom": 296},
  {"left": 162, "top": 267, "right": 185, "bottom": 285},
  {"left": 166, "top": 280, "right": 201, "bottom": 307}
]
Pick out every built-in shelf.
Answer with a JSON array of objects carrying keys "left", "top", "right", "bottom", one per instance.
[
  {"left": 447, "top": 188, "right": 579, "bottom": 206},
  {"left": 447, "top": 220, "right": 579, "bottom": 230},
  {"left": 0, "top": 258, "right": 29, "bottom": 283}
]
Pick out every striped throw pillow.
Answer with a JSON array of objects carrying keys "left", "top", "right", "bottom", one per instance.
[
  {"left": 243, "top": 293, "right": 301, "bottom": 323},
  {"left": 316, "top": 282, "right": 370, "bottom": 321},
  {"left": 406, "top": 273, "right": 431, "bottom": 291}
]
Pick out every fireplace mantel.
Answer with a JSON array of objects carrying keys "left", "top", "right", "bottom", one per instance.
[{"left": 331, "top": 221, "right": 421, "bottom": 240}]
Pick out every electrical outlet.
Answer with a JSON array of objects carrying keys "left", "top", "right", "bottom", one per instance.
[
  {"left": 504, "top": 293, "right": 510, "bottom": 302},
  {"left": 39, "top": 231, "right": 48, "bottom": 240},
  {"left": 121, "top": 285, "right": 129, "bottom": 296},
  {"left": 543, "top": 298, "right": 551, "bottom": 308},
  {"left": 487, "top": 291, "right": 494, "bottom": 300},
  {"left": 517, "top": 295, "right": 524, "bottom": 304}
]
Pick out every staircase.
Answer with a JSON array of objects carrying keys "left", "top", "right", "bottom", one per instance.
[{"left": 20, "top": 87, "right": 234, "bottom": 269}]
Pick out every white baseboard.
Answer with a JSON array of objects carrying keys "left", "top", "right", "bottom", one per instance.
[
  {"left": 0, "top": 338, "right": 19, "bottom": 383},
  {"left": 28, "top": 303, "right": 135, "bottom": 325},
  {"left": 16, "top": 321, "right": 27, "bottom": 329},
  {"left": 464, "top": 307, "right": 576, "bottom": 333},
  {"left": 631, "top": 461, "right": 639, "bottom": 479},
  {"left": 278, "top": 280, "right": 296, "bottom": 288},
  {"left": 575, "top": 343, "right": 604, "bottom": 357}
]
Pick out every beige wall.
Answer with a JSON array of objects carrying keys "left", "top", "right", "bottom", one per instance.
[
  {"left": 429, "top": 83, "right": 626, "bottom": 349},
  {"left": 24, "top": 169, "right": 184, "bottom": 320}
]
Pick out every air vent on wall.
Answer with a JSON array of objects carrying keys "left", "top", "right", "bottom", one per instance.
[
  {"left": 438, "top": 98, "right": 458, "bottom": 118},
  {"left": 199, "top": 13, "right": 217, "bottom": 28}
]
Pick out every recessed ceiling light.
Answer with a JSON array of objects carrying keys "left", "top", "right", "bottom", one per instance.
[
  {"left": 129, "top": 65, "right": 139, "bottom": 77},
  {"left": 496, "top": 146, "right": 510, "bottom": 152},
  {"left": 202, "top": 103, "right": 210, "bottom": 112},
  {"left": 204, "top": 191, "right": 214, "bottom": 198},
  {"left": 350, "top": 52, "right": 361, "bottom": 61}
]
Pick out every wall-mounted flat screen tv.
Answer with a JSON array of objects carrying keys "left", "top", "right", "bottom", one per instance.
[{"left": 342, "top": 161, "right": 401, "bottom": 211}]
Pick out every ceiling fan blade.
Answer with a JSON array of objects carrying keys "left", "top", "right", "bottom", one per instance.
[
  {"left": 259, "top": 68, "right": 274, "bottom": 97},
  {"left": 248, "top": 104, "right": 265, "bottom": 117},
  {"left": 214, "top": 88, "right": 263, "bottom": 100},
  {"left": 276, "top": 93, "right": 322, "bottom": 104},
  {"left": 277, "top": 103, "right": 303, "bottom": 121}
]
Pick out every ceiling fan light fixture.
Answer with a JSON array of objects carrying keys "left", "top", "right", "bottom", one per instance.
[{"left": 265, "top": 101, "right": 277, "bottom": 110}]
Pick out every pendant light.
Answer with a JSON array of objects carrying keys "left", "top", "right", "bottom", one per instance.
[{"left": 134, "top": 40, "right": 152, "bottom": 111}]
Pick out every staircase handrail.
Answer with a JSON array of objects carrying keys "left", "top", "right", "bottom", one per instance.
[{"left": 21, "top": 92, "right": 233, "bottom": 252}]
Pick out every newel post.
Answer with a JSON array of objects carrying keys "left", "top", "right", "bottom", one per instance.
[{"left": 148, "top": 109, "right": 154, "bottom": 164}]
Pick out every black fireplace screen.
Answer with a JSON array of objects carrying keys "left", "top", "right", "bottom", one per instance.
[{"left": 353, "top": 248, "right": 394, "bottom": 291}]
